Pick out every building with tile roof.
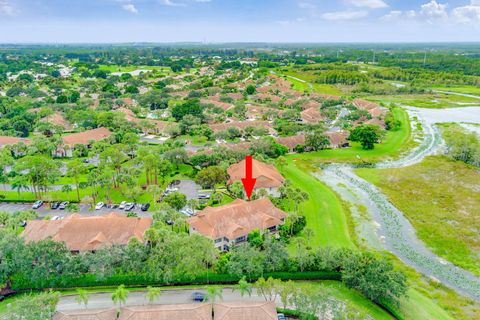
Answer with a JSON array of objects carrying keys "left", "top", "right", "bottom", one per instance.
[
  {"left": 22, "top": 213, "right": 152, "bottom": 252},
  {"left": 187, "top": 198, "right": 286, "bottom": 251}
]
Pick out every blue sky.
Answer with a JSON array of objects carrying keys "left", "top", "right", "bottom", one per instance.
[{"left": 0, "top": 0, "right": 479, "bottom": 42}]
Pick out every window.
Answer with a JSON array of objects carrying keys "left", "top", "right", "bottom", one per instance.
[
  {"left": 214, "top": 238, "right": 222, "bottom": 243},
  {"left": 235, "top": 235, "right": 246, "bottom": 243}
]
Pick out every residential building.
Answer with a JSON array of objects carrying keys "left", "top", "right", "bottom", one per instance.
[
  {"left": 21, "top": 213, "right": 152, "bottom": 252},
  {"left": 187, "top": 198, "right": 286, "bottom": 251},
  {"left": 227, "top": 158, "right": 285, "bottom": 196},
  {"left": 54, "top": 127, "right": 113, "bottom": 157}
]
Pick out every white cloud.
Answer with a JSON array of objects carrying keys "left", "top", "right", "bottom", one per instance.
[
  {"left": 161, "top": 0, "right": 186, "bottom": 6},
  {"left": 321, "top": 10, "right": 368, "bottom": 21},
  {"left": 380, "top": 10, "right": 402, "bottom": 20},
  {"left": 195, "top": 0, "right": 211, "bottom": 2},
  {"left": 122, "top": 3, "right": 138, "bottom": 13},
  {"left": 0, "top": 0, "right": 14, "bottom": 16},
  {"left": 420, "top": 1, "right": 448, "bottom": 20},
  {"left": 346, "top": 0, "right": 388, "bottom": 9},
  {"left": 452, "top": 1, "right": 480, "bottom": 23},
  {"left": 298, "top": 2, "right": 316, "bottom": 9}
]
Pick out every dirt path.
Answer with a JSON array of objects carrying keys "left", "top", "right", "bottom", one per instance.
[{"left": 317, "top": 107, "right": 480, "bottom": 300}]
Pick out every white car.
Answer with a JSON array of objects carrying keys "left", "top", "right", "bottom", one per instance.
[
  {"left": 118, "top": 201, "right": 127, "bottom": 210},
  {"left": 95, "top": 202, "right": 105, "bottom": 210},
  {"left": 51, "top": 216, "right": 59, "bottom": 221}
]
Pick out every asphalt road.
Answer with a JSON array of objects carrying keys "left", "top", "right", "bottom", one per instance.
[
  {"left": 0, "top": 202, "right": 152, "bottom": 217},
  {"left": 57, "top": 288, "right": 270, "bottom": 311}
]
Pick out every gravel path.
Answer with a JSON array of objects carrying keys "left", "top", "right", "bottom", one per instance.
[{"left": 317, "top": 107, "right": 480, "bottom": 300}]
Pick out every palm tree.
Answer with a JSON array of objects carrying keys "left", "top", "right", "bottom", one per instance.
[
  {"left": 75, "top": 289, "right": 90, "bottom": 310},
  {"left": 205, "top": 286, "right": 223, "bottom": 304},
  {"left": 11, "top": 176, "right": 30, "bottom": 200},
  {"left": 233, "top": 276, "right": 252, "bottom": 297},
  {"left": 112, "top": 284, "right": 128, "bottom": 318},
  {"left": 303, "top": 228, "right": 315, "bottom": 242},
  {"left": 145, "top": 286, "right": 162, "bottom": 305},
  {"left": 147, "top": 184, "right": 161, "bottom": 208}
]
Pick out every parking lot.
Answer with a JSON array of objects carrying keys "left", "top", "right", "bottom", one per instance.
[{"left": 0, "top": 202, "right": 152, "bottom": 218}]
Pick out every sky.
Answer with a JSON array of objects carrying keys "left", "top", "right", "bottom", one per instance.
[{"left": 0, "top": 0, "right": 480, "bottom": 43}]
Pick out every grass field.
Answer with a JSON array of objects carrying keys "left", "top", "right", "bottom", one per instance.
[
  {"left": 280, "top": 70, "right": 345, "bottom": 96},
  {"left": 431, "top": 85, "right": 480, "bottom": 96},
  {"left": 356, "top": 156, "right": 480, "bottom": 276},
  {"left": 278, "top": 158, "right": 355, "bottom": 249},
  {"left": 367, "top": 92, "right": 480, "bottom": 109},
  {"left": 286, "top": 107, "right": 412, "bottom": 167}
]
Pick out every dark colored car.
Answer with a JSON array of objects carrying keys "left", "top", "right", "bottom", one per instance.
[
  {"left": 140, "top": 203, "right": 150, "bottom": 211},
  {"left": 59, "top": 201, "right": 69, "bottom": 210},
  {"left": 191, "top": 292, "right": 206, "bottom": 302},
  {"left": 277, "top": 314, "right": 286, "bottom": 320},
  {"left": 125, "top": 203, "right": 135, "bottom": 211},
  {"left": 51, "top": 202, "right": 61, "bottom": 209},
  {"left": 0, "top": 295, "right": 5, "bottom": 302},
  {"left": 32, "top": 200, "right": 43, "bottom": 209},
  {"left": 82, "top": 159, "right": 89, "bottom": 163}
]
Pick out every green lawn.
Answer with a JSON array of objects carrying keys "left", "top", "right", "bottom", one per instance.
[
  {"left": 367, "top": 92, "right": 480, "bottom": 109},
  {"left": 431, "top": 85, "right": 480, "bottom": 96},
  {"left": 286, "top": 108, "right": 412, "bottom": 167},
  {"left": 281, "top": 70, "right": 345, "bottom": 96},
  {"left": 356, "top": 156, "right": 480, "bottom": 276},
  {"left": 278, "top": 158, "right": 355, "bottom": 249}
]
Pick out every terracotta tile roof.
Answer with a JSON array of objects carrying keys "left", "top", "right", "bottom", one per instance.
[
  {"left": 300, "top": 107, "right": 324, "bottom": 123},
  {"left": 214, "top": 301, "right": 277, "bottom": 320},
  {"left": 62, "top": 127, "right": 113, "bottom": 146},
  {"left": 209, "top": 121, "right": 270, "bottom": 133},
  {"left": 227, "top": 92, "right": 244, "bottom": 100},
  {"left": 253, "top": 93, "right": 282, "bottom": 103},
  {"left": 54, "top": 302, "right": 276, "bottom": 320},
  {"left": 117, "top": 107, "right": 137, "bottom": 122},
  {"left": 0, "top": 136, "right": 31, "bottom": 147},
  {"left": 54, "top": 308, "right": 117, "bottom": 320},
  {"left": 188, "top": 198, "right": 286, "bottom": 240},
  {"left": 325, "top": 131, "right": 349, "bottom": 147},
  {"left": 352, "top": 98, "right": 379, "bottom": 111},
  {"left": 22, "top": 213, "right": 152, "bottom": 251},
  {"left": 41, "top": 112, "right": 73, "bottom": 130},
  {"left": 201, "top": 98, "right": 234, "bottom": 111},
  {"left": 227, "top": 158, "right": 284, "bottom": 188},
  {"left": 276, "top": 135, "right": 305, "bottom": 150},
  {"left": 119, "top": 304, "right": 212, "bottom": 320},
  {"left": 246, "top": 105, "right": 285, "bottom": 119}
]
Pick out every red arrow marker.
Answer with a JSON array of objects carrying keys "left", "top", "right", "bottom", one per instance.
[{"left": 241, "top": 155, "right": 256, "bottom": 200}]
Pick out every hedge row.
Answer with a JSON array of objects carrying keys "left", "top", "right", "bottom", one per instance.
[{"left": 12, "top": 271, "right": 341, "bottom": 291}]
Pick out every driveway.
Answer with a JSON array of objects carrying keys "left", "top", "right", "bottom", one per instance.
[
  {"left": 176, "top": 180, "right": 202, "bottom": 200},
  {"left": 57, "top": 288, "right": 267, "bottom": 311}
]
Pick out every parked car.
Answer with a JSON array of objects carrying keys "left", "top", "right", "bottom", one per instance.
[
  {"left": 191, "top": 292, "right": 205, "bottom": 302},
  {"left": 82, "top": 159, "right": 89, "bottom": 163},
  {"left": 59, "top": 201, "right": 69, "bottom": 210},
  {"left": 119, "top": 201, "right": 127, "bottom": 209},
  {"left": 19, "top": 221, "right": 27, "bottom": 228},
  {"left": 51, "top": 216, "right": 60, "bottom": 221},
  {"left": 51, "top": 202, "right": 61, "bottom": 209},
  {"left": 140, "top": 203, "right": 150, "bottom": 211},
  {"left": 32, "top": 200, "right": 43, "bottom": 209},
  {"left": 277, "top": 314, "right": 286, "bottom": 320},
  {"left": 180, "top": 207, "right": 194, "bottom": 216},
  {"left": 95, "top": 202, "right": 104, "bottom": 210},
  {"left": 125, "top": 203, "right": 135, "bottom": 211},
  {"left": 0, "top": 295, "right": 5, "bottom": 302},
  {"left": 198, "top": 193, "right": 210, "bottom": 199}
]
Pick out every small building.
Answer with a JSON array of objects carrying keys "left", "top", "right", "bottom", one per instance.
[
  {"left": 227, "top": 158, "right": 284, "bottom": 196},
  {"left": 187, "top": 198, "right": 286, "bottom": 251},
  {"left": 54, "top": 127, "right": 113, "bottom": 157},
  {"left": 21, "top": 213, "right": 152, "bottom": 252}
]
